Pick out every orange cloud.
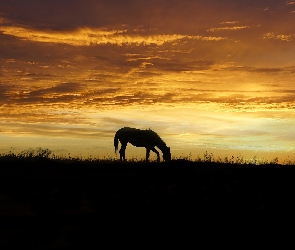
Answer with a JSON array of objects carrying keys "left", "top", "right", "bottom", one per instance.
[
  {"left": 208, "top": 26, "right": 251, "bottom": 32},
  {"left": 220, "top": 21, "right": 240, "bottom": 24},
  {"left": 263, "top": 32, "right": 294, "bottom": 41},
  {"left": 0, "top": 25, "right": 226, "bottom": 46}
]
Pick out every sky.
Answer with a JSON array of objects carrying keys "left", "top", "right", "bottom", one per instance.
[{"left": 1, "top": 0, "right": 295, "bottom": 161}]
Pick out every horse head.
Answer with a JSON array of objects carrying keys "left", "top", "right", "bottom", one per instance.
[{"left": 162, "top": 147, "right": 171, "bottom": 161}]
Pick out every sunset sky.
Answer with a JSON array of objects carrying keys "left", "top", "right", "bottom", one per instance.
[{"left": 1, "top": 0, "right": 295, "bottom": 161}]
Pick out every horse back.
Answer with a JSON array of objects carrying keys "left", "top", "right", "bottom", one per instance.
[{"left": 117, "top": 127, "right": 159, "bottom": 147}]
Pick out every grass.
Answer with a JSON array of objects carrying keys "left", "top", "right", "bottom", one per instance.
[{"left": 0, "top": 147, "right": 291, "bottom": 165}]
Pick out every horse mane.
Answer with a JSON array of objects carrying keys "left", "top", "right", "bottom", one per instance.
[
  {"left": 123, "top": 127, "right": 167, "bottom": 146},
  {"left": 146, "top": 129, "right": 167, "bottom": 148}
]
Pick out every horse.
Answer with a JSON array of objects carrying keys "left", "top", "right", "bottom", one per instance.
[{"left": 114, "top": 127, "right": 171, "bottom": 162}]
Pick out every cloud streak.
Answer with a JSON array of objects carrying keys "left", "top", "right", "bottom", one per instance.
[
  {"left": 263, "top": 32, "right": 295, "bottom": 41},
  {"left": 0, "top": 25, "right": 226, "bottom": 46},
  {"left": 207, "top": 26, "right": 252, "bottom": 32}
]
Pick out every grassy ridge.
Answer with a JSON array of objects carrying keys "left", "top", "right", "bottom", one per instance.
[
  {"left": 0, "top": 148, "right": 286, "bottom": 164},
  {"left": 1, "top": 149, "right": 295, "bottom": 248}
]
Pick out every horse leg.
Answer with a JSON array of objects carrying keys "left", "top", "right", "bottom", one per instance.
[
  {"left": 119, "top": 143, "right": 127, "bottom": 161},
  {"left": 146, "top": 148, "right": 150, "bottom": 162},
  {"left": 151, "top": 148, "right": 160, "bottom": 162}
]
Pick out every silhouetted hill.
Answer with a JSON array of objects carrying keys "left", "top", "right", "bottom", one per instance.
[{"left": 1, "top": 158, "right": 295, "bottom": 248}]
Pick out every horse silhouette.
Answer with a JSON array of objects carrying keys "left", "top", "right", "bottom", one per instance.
[{"left": 114, "top": 127, "right": 171, "bottom": 162}]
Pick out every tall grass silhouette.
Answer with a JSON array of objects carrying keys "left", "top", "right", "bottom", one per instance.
[{"left": 0, "top": 147, "right": 290, "bottom": 165}]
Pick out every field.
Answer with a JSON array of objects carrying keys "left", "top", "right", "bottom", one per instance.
[{"left": 1, "top": 152, "right": 295, "bottom": 248}]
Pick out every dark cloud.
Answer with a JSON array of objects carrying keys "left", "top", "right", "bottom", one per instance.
[
  {"left": 46, "top": 82, "right": 82, "bottom": 93},
  {"left": 218, "top": 65, "right": 287, "bottom": 74},
  {"left": 107, "top": 53, "right": 216, "bottom": 73},
  {"left": 0, "top": 82, "right": 83, "bottom": 105},
  {"left": 0, "top": 0, "right": 101, "bottom": 30},
  {"left": 0, "top": 83, "right": 13, "bottom": 102},
  {"left": 249, "top": 67, "right": 284, "bottom": 73},
  {"left": 125, "top": 58, "right": 215, "bottom": 72},
  {"left": 152, "top": 59, "right": 215, "bottom": 72},
  {"left": 1, "top": 0, "right": 295, "bottom": 110},
  {"left": 0, "top": 120, "right": 114, "bottom": 139},
  {"left": 1, "top": 0, "right": 291, "bottom": 34}
]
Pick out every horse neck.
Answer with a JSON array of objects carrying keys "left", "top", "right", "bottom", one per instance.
[{"left": 155, "top": 138, "right": 168, "bottom": 152}]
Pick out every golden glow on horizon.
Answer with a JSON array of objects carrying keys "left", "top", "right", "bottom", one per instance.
[{"left": 1, "top": 104, "right": 295, "bottom": 162}]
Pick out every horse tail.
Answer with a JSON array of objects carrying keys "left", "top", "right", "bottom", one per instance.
[{"left": 114, "top": 131, "right": 119, "bottom": 153}]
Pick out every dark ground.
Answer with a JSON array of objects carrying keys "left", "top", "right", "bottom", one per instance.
[{"left": 1, "top": 159, "right": 295, "bottom": 248}]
